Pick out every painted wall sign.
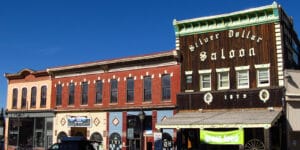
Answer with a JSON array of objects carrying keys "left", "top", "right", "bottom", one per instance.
[
  {"left": 67, "top": 116, "right": 91, "bottom": 127},
  {"left": 200, "top": 129, "right": 244, "bottom": 145},
  {"left": 189, "top": 29, "right": 263, "bottom": 62}
]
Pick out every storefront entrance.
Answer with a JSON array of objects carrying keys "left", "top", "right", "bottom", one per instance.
[{"left": 71, "top": 127, "right": 87, "bottom": 137}]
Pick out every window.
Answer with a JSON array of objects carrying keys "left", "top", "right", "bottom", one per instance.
[
  {"left": 127, "top": 78, "right": 134, "bottom": 103},
  {"left": 110, "top": 79, "right": 118, "bottom": 103},
  {"left": 185, "top": 71, "right": 193, "bottom": 84},
  {"left": 56, "top": 84, "right": 62, "bottom": 106},
  {"left": 8, "top": 118, "right": 18, "bottom": 145},
  {"left": 236, "top": 70, "right": 249, "bottom": 88},
  {"left": 35, "top": 118, "right": 45, "bottom": 147},
  {"left": 41, "top": 86, "right": 47, "bottom": 107},
  {"left": 143, "top": 76, "right": 152, "bottom": 101},
  {"left": 162, "top": 74, "right": 171, "bottom": 100},
  {"left": 235, "top": 66, "right": 250, "bottom": 89},
  {"left": 199, "top": 69, "right": 211, "bottom": 91},
  {"left": 31, "top": 87, "right": 37, "bottom": 107},
  {"left": 21, "top": 88, "right": 27, "bottom": 108},
  {"left": 255, "top": 64, "right": 270, "bottom": 87},
  {"left": 12, "top": 88, "right": 18, "bottom": 108},
  {"left": 217, "top": 68, "right": 230, "bottom": 90},
  {"left": 95, "top": 80, "right": 103, "bottom": 104},
  {"left": 81, "top": 82, "right": 88, "bottom": 105},
  {"left": 68, "top": 83, "right": 75, "bottom": 105}
]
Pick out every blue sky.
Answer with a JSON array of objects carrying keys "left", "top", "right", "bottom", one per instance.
[{"left": 0, "top": 0, "right": 298, "bottom": 109}]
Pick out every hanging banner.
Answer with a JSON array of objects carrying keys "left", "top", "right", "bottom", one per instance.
[{"left": 200, "top": 129, "right": 244, "bottom": 145}]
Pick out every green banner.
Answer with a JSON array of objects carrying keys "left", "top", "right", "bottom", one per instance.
[{"left": 200, "top": 129, "right": 244, "bottom": 145}]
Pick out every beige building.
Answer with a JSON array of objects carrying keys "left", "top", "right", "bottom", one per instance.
[
  {"left": 4, "top": 69, "right": 54, "bottom": 150},
  {"left": 53, "top": 112, "right": 107, "bottom": 149}
]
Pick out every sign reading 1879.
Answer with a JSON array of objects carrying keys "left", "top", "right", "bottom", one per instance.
[{"left": 188, "top": 29, "right": 263, "bottom": 62}]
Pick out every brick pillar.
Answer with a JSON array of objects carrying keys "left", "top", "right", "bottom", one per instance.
[{"left": 122, "top": 111, "right": 127, "bottom": 150}]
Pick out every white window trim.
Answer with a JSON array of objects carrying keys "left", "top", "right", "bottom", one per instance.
[
  {"left": 254, "top": 63, "right": 270, "bottom": 69},
  {"left": 257, "top": 68, "right": 270, "bottom": 87},
  {"left": 235, "top": 66, "right": 250, "bottom": 89},
  {"left": 217, "top": 68, "right": 230, "bottom": 90},
  {"left": 199, "top": 69, "right": 212, "bottom": 91},
  {"left": 185, "top": 70, "right": 193, "bottom": 75},
  {"left": 236, "top": 70, "right": 249, "bottom": 89}
]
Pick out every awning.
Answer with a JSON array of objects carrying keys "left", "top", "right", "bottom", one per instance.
[{"left": 156, "top": 108, "right": 282, "bottom": 129}]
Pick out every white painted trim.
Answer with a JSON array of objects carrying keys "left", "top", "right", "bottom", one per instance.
[
  {"left": 185, "top": 71, "right": 193, "bottom": 75},
  {"left": 216, "top": 68, "right": 230, "bottom": 72},
  {"left": 235, "top": 65, "right": 250, "bottom": 71},
  {"left": 198, "top": 69, "right": 212, "bottom": 74},
  {"left": 254, "top": 63, "right": 270, "bottom": 69}
]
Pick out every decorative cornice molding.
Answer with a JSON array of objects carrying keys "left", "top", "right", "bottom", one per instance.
[{"left": 173, "top": 2, "right": 280, "bottom": 36}]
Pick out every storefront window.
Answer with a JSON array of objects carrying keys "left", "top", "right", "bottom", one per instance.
[
  {"left": 35, "top": 118, "right": 45, "bottom": 147},
  {"left": 8, "top": 118, "right": 18, "bottom": 145}
]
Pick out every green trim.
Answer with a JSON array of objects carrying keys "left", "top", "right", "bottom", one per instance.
[{"left": 174, "top": 3, "right": 280, "bottom": 36}]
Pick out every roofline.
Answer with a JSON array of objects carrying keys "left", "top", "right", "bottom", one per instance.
[
  {"left": 173, "top": 2, "right": 280, "bottom": 36},
  {"left": 47, "top": 49, "right": 178, "bottom": 72},
  {"left": 173, "top": 2, "right": 278, "bottom": 25},
  {"left": 4, "top": 68, "right": 49, "bottom": 80}
]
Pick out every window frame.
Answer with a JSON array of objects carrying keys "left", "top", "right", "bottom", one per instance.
[
  {"left": 81, "top": 81, "right": 88, "bottom": 105},
  {"left": 56, "top": 84, "right": 62, "bottom": 106},
  {"left": 143, "top": 76, "right": 152, "bottom": 102},
  {"left": 126, "top": 77, "right": 134, "bottom": 103},
  {"left": 31, "top": 86, "right": 37, "bottom": 108},
  {"left": 21, "top": 87, "right": 27, "bottom": 108},
  {"left": 255, "top": 64, "right": 270, "bottom": 87},
  {"left": 198, "top": 69, "right": 212, "bottom": 91},
  {"left": 161, "top": 74, "right": 171, "bottom": 101},
  {"left": 110, "top": 79, "right": 118, "bottom": 103},
  {"left": 216, "top": 68, "right": 230, "bottom": 90},
  {"left": 40, "top": 85, "right": 47, "bottom": 107},
  {"left": 12, "top": 88, "right": 18, "bottom": 109},
  {"left": 68, "top": 83, "right": 75, "bottom": 105},
  {"left": 235, "top": 66, "right": 250, "bottom": 89},
  {"left": 95, "top": 80, "right": 103, "bottom": 104}
]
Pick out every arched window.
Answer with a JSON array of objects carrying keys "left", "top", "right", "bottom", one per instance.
[
  {"left": 109, "top": 132, "right": 121, "bottom": 150},
  {"left": 57, "top": 132, "right": 67, "bottom": 143},
  {"left": 90, "top": 132, "right": 103, "bottom": 143}
]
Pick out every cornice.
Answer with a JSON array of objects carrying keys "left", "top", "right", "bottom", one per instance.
[{"left": 173, "top": 2, "right": 280, "bottom": 36}]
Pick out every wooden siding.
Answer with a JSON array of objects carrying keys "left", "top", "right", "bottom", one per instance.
[
  {"left": 179, "top": 23, "right": 278, "bottom": 92},
  {"left": 177, "top": 87, "right": 283, "bottom": 110}
]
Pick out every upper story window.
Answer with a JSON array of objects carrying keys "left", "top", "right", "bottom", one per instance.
[
  {"left": 162, "top": 74, "right": 171, "bottom": 100},
  {"left": 235, "top": 66, "right": 250, "bottom": 89},
  {"left": 21, "top": 87, "right": 27, "bottom": 108},
  {"left": 216, "top": 68, "right": 230, "bottom": 90},
  {"left": 143, "top": 76, "right": 152, "bottom": 102},
  {"left": 185, "top": 71, "right": 193, "bottom": 84},
  {"left": 199, "top": 69, "right": 211, "bottom": 91},
  {"left": 56, "top": 84, "right": 62, "bottom": 106},
  {"left": 255, "top": 64, "right": 270, "bottom": 87},
  {"left": 110, "top": 79, "right": 118, "bottom": 103},
  {"left": 12, "top": 88, "right": 18, "bottom": 109},
  {"left": 81, "top": 81, "right": 88, "bottom": 105},
  {"left": 41, "top": 86, "right": 47, "bottom": 107},
  {"left": 68, "top": 83, "right": 75, "bottom": 105},
  {"left": 127, "top": 77, "right": 134, "bottom": 103},
  {"left": 31, "top": 87, "right": 37, "bottom": 108},
  {"left": 95, "top": 80, "right": 103, "bottom": 104}
]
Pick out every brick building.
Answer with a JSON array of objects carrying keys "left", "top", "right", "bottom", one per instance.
[{"left": 47, "top": 50, "right": 180, "bottom": 150}]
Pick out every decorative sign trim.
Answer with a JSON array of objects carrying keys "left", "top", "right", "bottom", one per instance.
[
  {"left": 259, "top": 89, "right": 270, "bottom": 103},
  {"left": 204, "top": 92, "right": 213, "bottom": 105}
]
